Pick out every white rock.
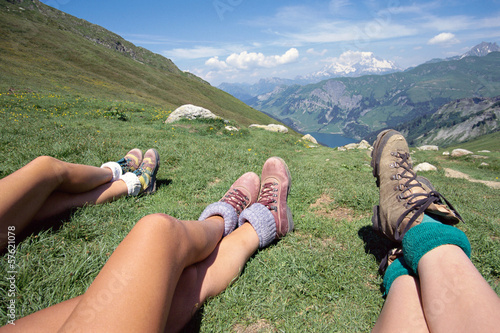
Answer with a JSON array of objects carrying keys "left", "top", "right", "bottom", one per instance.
[
  {"left": 249, "top": 124, "right": 288, "bottom": 133},
  {"left": 451, "top": 149, "right": 473, "bottom": 157},
  {"left": 417, "top": 145, "right": 439, "bottom": 151},
  {"left": 343, "top": 143, "right": 359, "bottom": 150},
  {"left": 358, "top": 140, "right": 371, "bottom": 149},
  {"left": 414, "top": 162, "right": 437, "bottom": 172},
  {"left": 443, "top": 151, "right": 450, "bottom": 156},
  {"left": 165, "top": 104, "right": 220, "bottom": 123},
  {"left": 478, "top": 150, "right": 491, "bottom": 153},
  {"left": 480, "top": 162, "right": 489, "bottom": 166},
  {"left": 302, "top": 134, "right": 318, "bottom": 144},
  {"left": 225, "top": 126, "right": 239, "bottom": 131}
]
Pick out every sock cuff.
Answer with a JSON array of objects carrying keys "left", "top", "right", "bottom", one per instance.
[
  {"left": 198, "top": 202, "right": 238, "bottom": 236},
  {"left": 239, "top": 203, "right": 276, "bottom": 248},
  {"left": 120, "top": 172, "right": 141, "bottom": 196},
  {"left": 382, "top": 257, "right": 412, "bottom": 297},
  {"left": 101, "top": 162, "right": 122, "bottom": 181},
  {"left": 403, "top": 223, "right": 471, "bottom": 274}
]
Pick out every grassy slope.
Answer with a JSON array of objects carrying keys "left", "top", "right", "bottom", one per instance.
[
  {"left": 0, "top": 0, "right": 276, "bottom": 128},
  {"left": 0, "top": 92, "right": 498, "bottom": 331}
]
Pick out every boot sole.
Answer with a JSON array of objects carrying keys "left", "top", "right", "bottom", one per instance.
[
  {"left": 273, "top": 156, "right": 294, "bottom": 237},
  {"left": 143, "top": 149, "right": 160, "bottom": 195}
]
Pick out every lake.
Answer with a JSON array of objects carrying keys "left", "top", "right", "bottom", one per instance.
[{"left": 306, "top": 132, "right": 358, "bottom": 148}]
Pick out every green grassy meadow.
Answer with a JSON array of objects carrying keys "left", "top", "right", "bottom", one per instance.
[{"left": 0, "top": 91, "right": 499, "bottom": 331}]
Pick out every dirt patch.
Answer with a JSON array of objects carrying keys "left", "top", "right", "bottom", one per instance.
[
  {"left": 233, "top": 319, "right": 277, "bottom": 333},
  {"left": 444, "top": 168, "right": 500, "bottom": 189},
  {"left": 310, "top": 193, "right": 356, "bottom": 221}
]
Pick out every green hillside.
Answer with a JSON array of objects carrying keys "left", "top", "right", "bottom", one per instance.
[
  {"left": 0, "top": 91, "right": 499, "bottom": 330},
  {"left": 0, "top": 0, "right": 277, "bottom": 127}
]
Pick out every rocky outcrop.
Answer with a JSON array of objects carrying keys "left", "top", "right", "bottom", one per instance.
[
  {"left": 338, "top": 140, "right": 372, "bottom": 151},
  {"left": 165, "top": 104, "right": 220, "bottom": 123}
]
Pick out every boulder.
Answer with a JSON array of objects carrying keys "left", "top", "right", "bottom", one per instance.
[
  {"left": 302, "top": 134, "right": 318, "bottom": 144},
  {"left": 478, "top": 150, "right": 491, "bottom": 153},
  {"left": 442, "top": 151, "right": 450, "bottom": 156},
  {"left": 417, "top": 145, "right": 439, "bottom": 151},
  {"left": 165, "top": 104, "right": 220, "bottom": 123},
  {"left": 451, "top": 149, "right": 473, "bottom": 157},
  {"left": 414, "top": 162, "right": 437, "bottom": 172},
  {"left": 249, "top": 124, "right": 288, "bottom": 133}
]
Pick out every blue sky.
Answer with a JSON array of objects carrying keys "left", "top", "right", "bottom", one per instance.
[{"left": 40, "top": 0, "right": 500, "bottom": 86}]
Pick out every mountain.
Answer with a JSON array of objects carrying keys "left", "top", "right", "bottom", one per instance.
[
  {"left": 392, "top": 96, "right": 500, "bottom": 147},
  {"left": 461, "top": 41, "right": 500, "bottom": 59},
  {"left": 0, "top": 0, "right": 277, "bottom": 127},
  {"left": 249, "top": 52, "right": 500, "bottom": 139},
  {"left": 300, "top": 51, "right": 401, "bottom": 82}
]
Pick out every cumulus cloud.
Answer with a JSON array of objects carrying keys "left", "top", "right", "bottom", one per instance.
[
  {"left": 427, "top": 32, "right": 460, "bottom": 45},
  {"left": 205, "top": 48, "right": 299, "bottom": 70}
]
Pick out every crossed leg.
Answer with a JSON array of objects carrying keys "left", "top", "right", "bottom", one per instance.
[
  {"left": 0, "top": 156, "right": 128, "bottom": 250},
  {"left": 1, "top": 214, "right": 260, "bottom": 332}
]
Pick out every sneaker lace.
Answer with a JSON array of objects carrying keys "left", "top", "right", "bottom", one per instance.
[
  {"left": 393, "top": 152, "right": 463, "bottom": 241},
  {"left": 258, "top": 182, "right": 278, "bottom": 211},
  {"left": 221, "top": 189, "right": 249, "bottom": 214}
]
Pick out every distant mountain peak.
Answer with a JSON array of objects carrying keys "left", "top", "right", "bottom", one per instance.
[
  {"left": 461, "top": 42, "right": 500, "bottom": 59},
  {"left": 303, "top": 51, "right": 401, "bottom": 81}
]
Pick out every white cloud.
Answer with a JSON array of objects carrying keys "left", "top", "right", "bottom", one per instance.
[
  {"left": 206, "top": 48, "right": 299, "bottom": 70},
  {"left": 427, "top": 32, "right": 460, "bottom": 45}
]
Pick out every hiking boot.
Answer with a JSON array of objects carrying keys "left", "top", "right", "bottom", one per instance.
[
  {"left": 117, "top": 148, "right": 143, "bottom": 173},
  {"left": 134, "top": 148, "right": 160, "bottom": 194},
  {"left": 220, "top": 172, "right": 260, "bottom": 215},
  {"left": 371, "top": 129, "right": 462, "bottom": 242},
  {"left": 257, "top": 157, "right": 294, "bottom": 238}
]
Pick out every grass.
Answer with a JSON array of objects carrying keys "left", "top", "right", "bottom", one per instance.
[{"left": 0, "top": 92, "right": 499, "bottom": 330}]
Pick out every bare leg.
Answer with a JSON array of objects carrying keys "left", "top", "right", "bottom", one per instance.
[
  {"left": 417, "top": 245, "right": 500, "bottom": 333},
  {"left": 372, "top": 275, "right": 429, "bottom": 333},
  {"left": 54, "top": 213, "right": 225, "bottom": 332},
  {"left": 166, "top": 222, "right": 260, "bottom": 331},
  {"left": 0, "top": 156, "right": 127, "bottom": 249}
]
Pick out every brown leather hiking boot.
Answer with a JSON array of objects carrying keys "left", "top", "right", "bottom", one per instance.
[
  {"left": 258, "top": 157, "right": 293, "bottom": 239},
  {"left": 371, "top": 129, "right": 462, "bottom": 242},
  {"left": 220, "top": 172, "right": 260, "bottom": 215}
]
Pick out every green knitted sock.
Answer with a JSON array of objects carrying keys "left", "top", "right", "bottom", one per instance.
[
  {"left": 382, "top": 257, "right": 412, "bottom": 297},
  {"left": 402, "top": 221, "right": 471, "bottom": 274}
]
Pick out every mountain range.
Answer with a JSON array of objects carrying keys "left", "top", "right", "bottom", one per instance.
[
  {"left": 219, "top": 43, "right": 499, "bottom": 105},
  {"left": 249, "top": 50, "right": 500, "bottom": 140}
]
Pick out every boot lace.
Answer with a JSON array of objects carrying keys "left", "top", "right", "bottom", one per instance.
[
  {"left": 392, "top": 152, "right": 463, "bottom": 241},
  {"left": 257, "top": 182, "right": 278, "bottom": 211},
  {"left": 221, "top": 189, "right": 249, "bottom": 214}
]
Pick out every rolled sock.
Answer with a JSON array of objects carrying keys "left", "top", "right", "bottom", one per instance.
[
  {"left": 100, "top": 162, "right": 122, "bottom": 181},
  {"left": 198, "top": 202, "right": 238, "bottom": 236},
  {"left": 238, "top": 203, "right": 276, "bottom": 248},
  {"left": 382, "top": 257, "right": 412, "bottom": 297},
  {"left": 402, "top": 220, "right": 471, "bottom": 274},
  {"left": 421, "top": 214, "right": 441, "bottom": 224},
  {"left": 120, "top": 172, "right": 141, "bottom": 196}
]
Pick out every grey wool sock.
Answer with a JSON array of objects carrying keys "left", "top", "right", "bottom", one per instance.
[
  {"left": 239, "top": 203, "right": 276, "bottom": 248},
  {"left": 199, "top": 202, "right": 238, "bottom": 236}
]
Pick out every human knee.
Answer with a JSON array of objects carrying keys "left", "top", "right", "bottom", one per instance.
[
  {"left": 30, "top": 156, "right": 66, "bottom": 183},
  {"left": 134, "top": 213, "right": 183, "bottom": 237}
]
